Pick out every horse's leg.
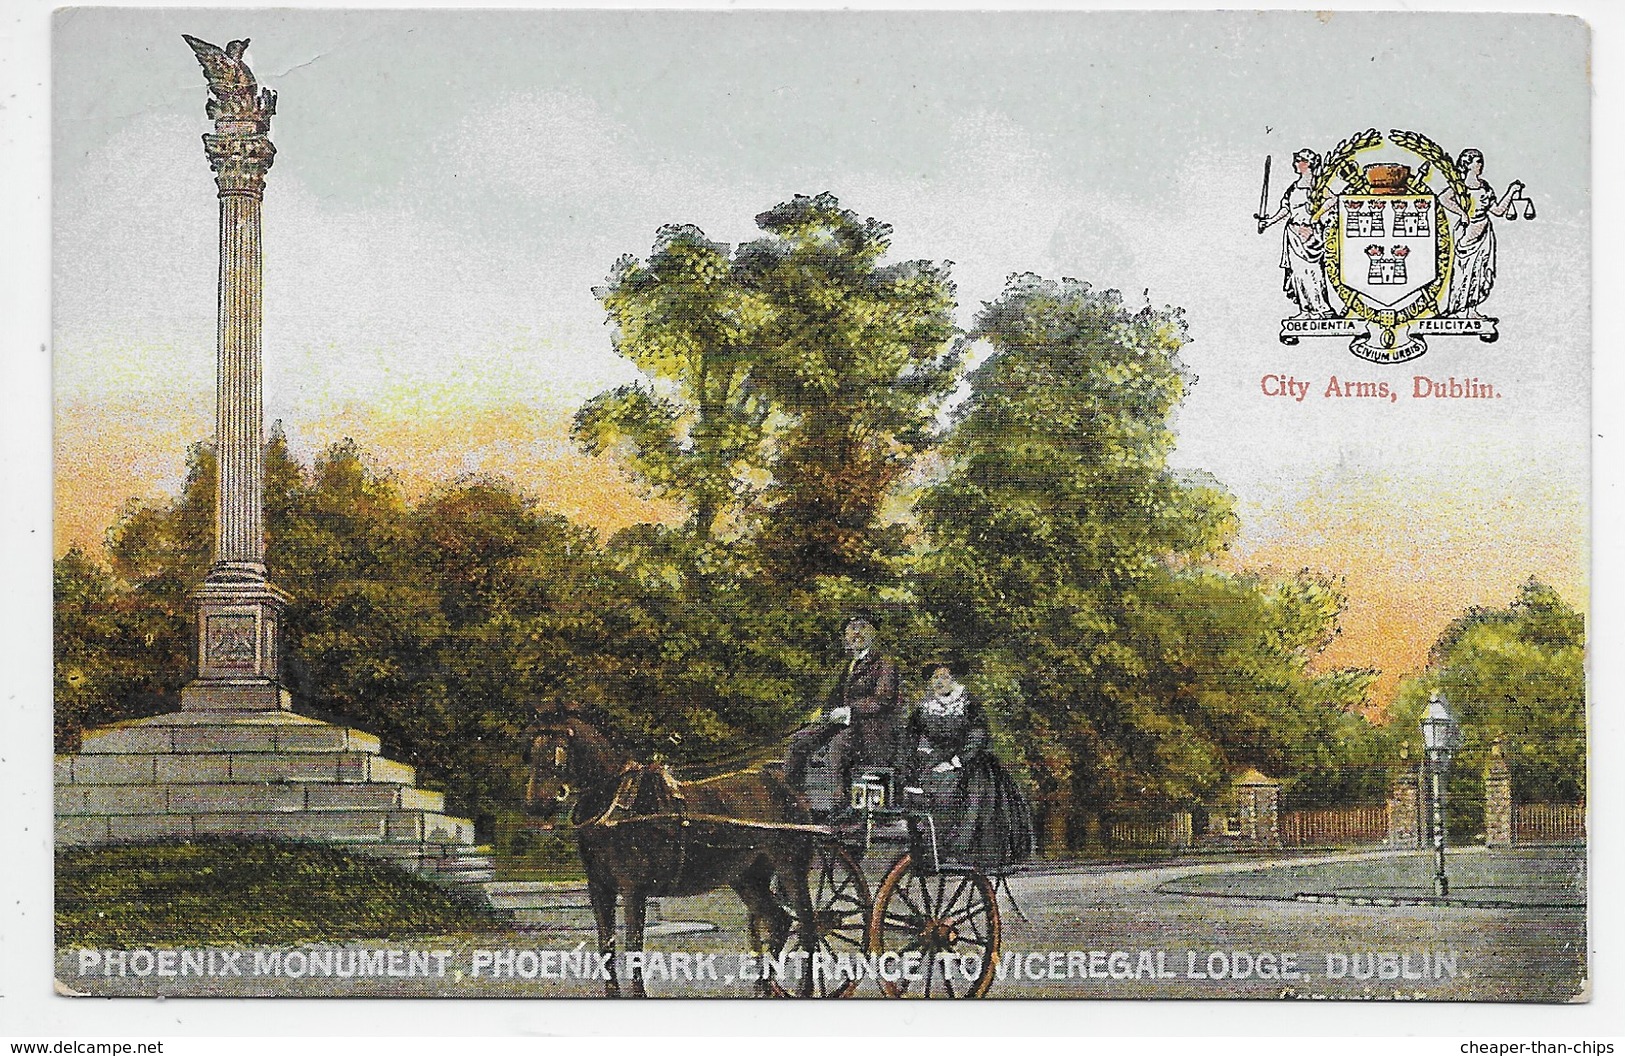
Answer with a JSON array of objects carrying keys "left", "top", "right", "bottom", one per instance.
[
  {"left": 624, "top": 887, "right": 650, "bottom": 999},
  {"left": 587, "top": 873, "right": 621, "bottom": 998},
  {"left": 734, "top": 877, "right": 766, "bottom": 960},
  {"left": 775, "top": 842, "right": 819, "bottom": 998},
  {"left": 731, "top": 862, "right": 787, "bottom": 997}
]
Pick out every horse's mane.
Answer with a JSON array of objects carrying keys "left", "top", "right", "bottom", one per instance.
[{"left": 522, "top": 699, "right": 790, "bottom": 785}]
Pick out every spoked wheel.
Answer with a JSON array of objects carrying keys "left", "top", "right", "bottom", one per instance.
[
  {"left": 868, "top": 852, "right": 1000, "bottom": 998},
  {"left": 767, "top": 840, "right": 873, "bottom": 997}
]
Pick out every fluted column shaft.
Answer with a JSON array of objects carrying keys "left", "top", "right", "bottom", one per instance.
[{"left": 214, "top": 188, "right": 267, "bottom": 578}]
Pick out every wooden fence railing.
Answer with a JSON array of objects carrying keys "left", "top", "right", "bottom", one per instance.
[
  {"left": 1513, "top": 803, "right": 1585, "bottom": 843},
  {"left": 1105, "top": 813, "right": 1193, "bottom": 849},
  {"left": 1280, "top": 806, "right": 1389, "bottom": 847},
  {"left": 1095, "top": 801, "right": 1583, "bottom": 850}
]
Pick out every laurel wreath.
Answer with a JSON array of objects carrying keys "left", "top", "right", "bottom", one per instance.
[
  {"left": 1319, "top": 128, "right": 1462, "bottom": 337},
  {"left": 1309, "top": 127, "right": 1380, "bottom": 216},
  {"left": 1388, "top": 128, "right": 1470, "bottom": 204}
]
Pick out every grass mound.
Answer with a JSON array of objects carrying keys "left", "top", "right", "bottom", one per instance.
[{"left": 57, "top": 839, "right": 504, "bottom": 947}]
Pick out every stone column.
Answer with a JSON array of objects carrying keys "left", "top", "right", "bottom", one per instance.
[
  {"left": 180, "top": 36, "right": 292, "bottom": 713},
  {"left": 1238, "top": 774, "right": 1282, "bottom": 847},
  {"left": 1386, "top": 746, "right": 1423, "bottom": 847},
  {"left": 1484, "top": 738, "right": 1514, "bottom": 848}
]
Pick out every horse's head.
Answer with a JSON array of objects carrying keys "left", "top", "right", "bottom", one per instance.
[{"left": 521, "top": 705, "right": 611, "bottom": 821}]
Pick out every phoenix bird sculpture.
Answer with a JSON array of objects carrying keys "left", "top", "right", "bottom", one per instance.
[{"left": 183, "top": 34, "right": 276, "bottom": 125}]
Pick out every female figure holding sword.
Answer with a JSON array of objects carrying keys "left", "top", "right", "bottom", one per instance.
[{"left": 1256, "top": 148, "right": 1337, "bottom": 319}]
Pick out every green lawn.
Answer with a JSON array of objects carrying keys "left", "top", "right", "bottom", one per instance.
[
  {"left": 488, "top": 810, "right": 587, "bottom": 882},
  {"left": 56, "top": 839, "right": 506, "bottom": 947}
]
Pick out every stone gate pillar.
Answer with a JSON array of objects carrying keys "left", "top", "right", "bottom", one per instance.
[
  {"left": 180, "top": 35, "right": 292, "bottom": 713},
  {"left": 1238, "top": 771, "right": 1281, "bottom": 847},
  {"left": 1386, "top": 744, "right": 1423, "bottom": 847},
  {"left": 1484, "top": 737, "right": 1514, "bottom": 848}
]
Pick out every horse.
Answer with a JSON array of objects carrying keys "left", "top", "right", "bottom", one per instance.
[{"left": 520, "top": 704, "right": 821, "bottom": 997}]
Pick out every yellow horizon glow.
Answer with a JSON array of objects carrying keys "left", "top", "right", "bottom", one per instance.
[{"left": 55, "top": 398, "right": 1587, "bottom": 718}]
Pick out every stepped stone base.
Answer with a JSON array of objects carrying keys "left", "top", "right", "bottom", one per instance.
[{"left": 55, "top": 709, "right": 495, "bottom": 902}]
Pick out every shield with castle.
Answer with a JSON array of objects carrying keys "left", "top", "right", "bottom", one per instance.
[{"left": 1257, "top": 128, "right": 1533, "bottom": 363}]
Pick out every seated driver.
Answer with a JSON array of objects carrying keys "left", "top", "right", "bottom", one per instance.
[{"left": 784, "top": 614, "right": 903, "bottom": 803}]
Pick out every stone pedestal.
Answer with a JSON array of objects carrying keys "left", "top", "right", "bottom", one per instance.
[
  {"left": 184, "top": 580, "right": 291, "bottom": 711},
  {"left": 1484, "top": 743, "right": 1514, "bottom": 848},
  {"left": 1386, "top": 764, "right": 1423, "bottom": 847}
]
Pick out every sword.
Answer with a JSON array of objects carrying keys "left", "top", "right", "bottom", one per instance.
[{"left": 1255, "top": 154, "right": 1272, "bottom": 233}]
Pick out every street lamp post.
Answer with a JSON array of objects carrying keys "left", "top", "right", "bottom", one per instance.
[{"left": 1420, "top": 692, "right": 1462, "bottom": 897}]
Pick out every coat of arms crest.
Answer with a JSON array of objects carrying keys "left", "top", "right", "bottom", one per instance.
[{"left": 1256, "top": 128, "right": 1534, "bottom": 363}]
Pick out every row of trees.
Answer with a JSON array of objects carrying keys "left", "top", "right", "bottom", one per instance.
[{"left": 55, "top": 192, "right": 1583, "bottom": 850}]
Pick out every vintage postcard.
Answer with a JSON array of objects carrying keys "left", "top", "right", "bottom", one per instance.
[{"left": 51, "top": 9, "right": 1589, "bottom": 1002}]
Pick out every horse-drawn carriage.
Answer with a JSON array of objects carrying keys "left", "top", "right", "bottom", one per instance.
[
  {"left": 523, "top": 707, "right": 1014, "bottom": 999},
  {"left": 768, "top": 757, "right": 1007, "bottom": 998}
]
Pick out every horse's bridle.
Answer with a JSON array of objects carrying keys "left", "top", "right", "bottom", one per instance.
[{"left": 528, "top": 724, "right": 578, "bottom": 805}]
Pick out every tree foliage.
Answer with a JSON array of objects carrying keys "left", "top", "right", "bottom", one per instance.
[
  {"left": 577, "top": 224, "right": 774, "bottom": 542},
  {"left": 740, "top": 193, "right": 959, "bottom": 583},
  {"left": 562, "top": 193, "right": 964, "bottom": 766},
  {"left": 917, "top": 276, "right": 1381, "bottom": 844},
  {"left": 66, "top": 434, "right": 630, "bottom": 819},
  {"left": 579, "top": 193, "right": 959, "bottom": 585},
  {"left": 1390, "top": 579, "right": 1586, "bottom": 835},
  {"left": 54, "top": 546, "right": 180, "bottom": 751}
]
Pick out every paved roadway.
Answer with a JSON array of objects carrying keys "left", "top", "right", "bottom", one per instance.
[{"left": 58, "top": 847, "right": 1586, "bottom": 1001}]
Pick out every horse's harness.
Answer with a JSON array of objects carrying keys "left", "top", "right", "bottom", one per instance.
[
  {"left": 577, "top": 761, "right": 830, "bottom": 890},
  {"left": 579, "top": 761, "right": 685, "bottom": 830},
  {"left": 581, "top": 761, "right": 832, "bottom": 834}
]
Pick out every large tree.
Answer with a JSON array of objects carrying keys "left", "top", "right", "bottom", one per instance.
[
  {"left": 575, "top": 224, "right": 774, "bottom": 543},
  {"left": 918, "top": 275, "right": 1379, "bottom": 849},
  {"left": 740, "top": 193, "right": 959, "bottom": 584},
  {"left": 578, "top": 195, "right": 960, "bottom": 587},
  {"left": 565, "top": 194, "right": 962, "bottom": 753}
]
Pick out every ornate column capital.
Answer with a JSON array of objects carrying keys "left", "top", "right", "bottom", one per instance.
[
  {"left": 203, "top": 132, "right": 276, "bottom": 198},
  {"left": 184, "top": 35, "right": 277, "bottom": 197}
]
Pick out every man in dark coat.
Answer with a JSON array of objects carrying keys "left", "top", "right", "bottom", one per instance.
[{"left": 785, "top": 615, "right": 903, "bottom": 799}]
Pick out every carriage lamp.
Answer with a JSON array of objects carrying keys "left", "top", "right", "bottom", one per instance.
[
  {"left": 851, "top": 772, "right": 889, "bottom": 812},
  {"left": 1420, "top": 692, "right": 1463, "bottom": 897}
]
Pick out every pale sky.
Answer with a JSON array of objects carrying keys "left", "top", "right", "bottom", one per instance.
[{"left": 52, "top": 9, "right": 1592, "bottom": 703}]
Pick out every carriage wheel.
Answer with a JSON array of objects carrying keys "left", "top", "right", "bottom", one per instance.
[
  {"left": 868, "top": 853, "right": 1000, "bottom": 998},
  {"left": 767, "top": 840, "right": 872, "bottom": 998}
]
